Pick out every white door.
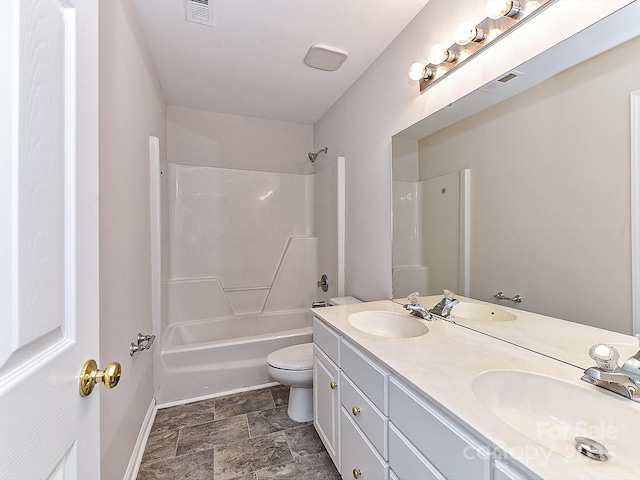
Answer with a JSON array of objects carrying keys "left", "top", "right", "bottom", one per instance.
[{"left": 0, "top": 0, "right": 102, "bottom": 478}]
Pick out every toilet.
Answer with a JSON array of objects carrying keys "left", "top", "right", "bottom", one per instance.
[{"left": 267, "top": 296, "right": 361, "bottom": 422}]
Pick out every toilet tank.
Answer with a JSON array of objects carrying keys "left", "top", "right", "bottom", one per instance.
[{"left": 328, "top": 296, "right": 361, "bottom": 306}]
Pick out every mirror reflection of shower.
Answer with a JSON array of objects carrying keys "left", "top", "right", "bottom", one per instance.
[{"left": 308, "top": 147, "right": 328, "bottom": 163}]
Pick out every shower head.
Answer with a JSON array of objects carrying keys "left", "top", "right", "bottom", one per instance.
[{"left": 308, "top": 147, "right": 328, "bottom": 163}]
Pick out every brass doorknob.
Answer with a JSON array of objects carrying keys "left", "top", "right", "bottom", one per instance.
[
  {"left": 330, "top": 381, "right": 338, "bottom": 389},
  {"left": 353, "top": 468, "right": 361, "bottom": 479},
  {"left": 79, "top": 359, "right": 121, "bottom": 397},
  {"left": 352, "top": 406, "right": 361, "bottom": 416}
]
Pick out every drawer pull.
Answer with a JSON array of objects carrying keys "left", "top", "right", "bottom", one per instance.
[
  {"left": 330, "top": 381, "right": 338, "bottom": 390},
  {"left": 353, "top": 468, "right": 361, "bottom": 479},
  {"left": 352, "top": 406, "right": 361, "bottom": 416}
]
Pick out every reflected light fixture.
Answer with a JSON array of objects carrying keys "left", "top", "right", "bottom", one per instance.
[{"left": 408, "top": 0, "right": 555, "bottom": 92}]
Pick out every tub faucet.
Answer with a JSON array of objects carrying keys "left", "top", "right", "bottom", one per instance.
[
  {"left": 429, "top": 289, "right": 459, "bottom": 319},
  {"left": 403, "top": 292, "right": 436, "bottom": 321},
  {"left": 581, "top": 343, "right": 640, "bottom": 403}
]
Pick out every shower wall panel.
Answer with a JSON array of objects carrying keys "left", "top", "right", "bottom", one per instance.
[{"left": 166, "top": 164, "right": 315, "bottom": 319}]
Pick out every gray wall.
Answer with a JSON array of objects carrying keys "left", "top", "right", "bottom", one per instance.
[
  {"left": 99, "top": 0, "right": 167, "bottom": 477},
  {"left": 313, "top": 0, "right": 633, "bottom": 304},
  {"left": 416, "top": 36, "right": 640, "bottom": 333}
]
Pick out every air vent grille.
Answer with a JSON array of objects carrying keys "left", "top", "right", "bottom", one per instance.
[
  {"left": 185, "top": 0, "right": 214, "bottom": 26},
  {"left": 479, "top": 70, "right": 523, "bottom": 93}
]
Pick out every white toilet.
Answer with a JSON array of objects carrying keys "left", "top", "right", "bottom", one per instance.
[
  {"left": 267, "top": 296, "right": 361, "bottom": 422},
  {"left": 267, "top": 343, "right": 314, "bottom": 422}
]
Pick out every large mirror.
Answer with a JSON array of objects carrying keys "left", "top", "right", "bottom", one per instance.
[{"left": 392, "top": 2, "right": 640, "bottom": 368}]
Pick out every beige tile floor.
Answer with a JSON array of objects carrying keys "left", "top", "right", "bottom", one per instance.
[{"left": 136, "top": 385, "right": 340, "bottom": 479}]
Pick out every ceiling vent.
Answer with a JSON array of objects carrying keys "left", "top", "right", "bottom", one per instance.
[
  {"left": 185, "top": 0, "right": 214, "bottom": 27},
  {"left": 304, "top": 45, "right": 349, "bottom": 71},
  {"left": 479, "top": 70, "right": 523, "bottom": 93}
]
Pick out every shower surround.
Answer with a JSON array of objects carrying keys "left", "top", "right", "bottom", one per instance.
[{"left": 158, "top": 164, "right": 316, "bottom": 404}]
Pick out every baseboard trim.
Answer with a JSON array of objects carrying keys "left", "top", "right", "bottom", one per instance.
[
  {"left": 156, "top": 381, "right": 279, "bottom": 410},
  {"left": 124, "top": 397, "right": 157, "bottom": 480}
]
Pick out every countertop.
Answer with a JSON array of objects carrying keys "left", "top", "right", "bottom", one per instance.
[
  {"left": 312, "top": 299, "right": 640, "bottom": 480},
  {"left": 398, "top": 294, "right": 638, "bottom": 369}
]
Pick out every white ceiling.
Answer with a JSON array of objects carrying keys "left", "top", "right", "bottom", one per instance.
[{"left": 130, "top": 0, "right": 431, "bottom": 125}]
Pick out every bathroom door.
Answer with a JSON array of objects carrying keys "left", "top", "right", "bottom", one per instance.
[{"left": 0, "top": 0, "right": 101, "bottom": 478}]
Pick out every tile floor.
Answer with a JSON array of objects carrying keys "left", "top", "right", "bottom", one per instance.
[{"left": 137, "top": 385, "right": 341, "bottom": 480}]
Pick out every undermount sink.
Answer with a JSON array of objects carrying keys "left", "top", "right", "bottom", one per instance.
[
  {"left": 451, "top": 302, "right": 517, "bottom": 322},
  {"left": 348, "top": 311, "right": 429, "bottom": 338},
  {"left": 472, "top": 370, "right": 640, "bottom": 474}
]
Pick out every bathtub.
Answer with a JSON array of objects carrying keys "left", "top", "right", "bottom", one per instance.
[{"left": 158, "top": 309, "right": 313, "bottom": 403}]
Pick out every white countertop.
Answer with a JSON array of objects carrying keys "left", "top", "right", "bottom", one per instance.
[
  {"left": 399, "top": 295, "right": 639, "bottom": 369},
  {"left": 312, "top": 299, "right": 640, "bottom": 480}
]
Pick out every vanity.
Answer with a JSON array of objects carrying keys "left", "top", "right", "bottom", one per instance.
[{"left": 311, "top": 299, "right": 640, "bottom": 480}]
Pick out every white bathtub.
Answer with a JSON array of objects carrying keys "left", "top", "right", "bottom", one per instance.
[{"left": 158, "top": 309, "right": 313, "bottom": 403}]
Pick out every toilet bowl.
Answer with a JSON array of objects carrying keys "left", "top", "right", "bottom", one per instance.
[{"left": 267, "top": 343, "right": 314, "bottom": 422}]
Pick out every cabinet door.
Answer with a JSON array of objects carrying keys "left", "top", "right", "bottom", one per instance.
[{"left": 314, "top": 345, "right": 340, "bottom": 471}]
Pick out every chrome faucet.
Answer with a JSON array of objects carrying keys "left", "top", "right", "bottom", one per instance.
[
  {"left": 403, "top": 292, "right": 436, "bottom": 321},
  {"left": 429, "top": 289, "right": 459, "bottom": 319},
  {"left": 581, "top": 343, "right": 640, "bottom": 402}
]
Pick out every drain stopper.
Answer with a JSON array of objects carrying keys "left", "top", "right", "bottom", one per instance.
[{"left": 575, "top": 436, "right": 608, "bottom": 462}]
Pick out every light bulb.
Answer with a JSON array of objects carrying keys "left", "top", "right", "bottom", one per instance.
[
  {"left": 408, "top": 62, "right": 434, "bottom": 81},
  {"left": 455, "top": 21, "right": 485, "bottom": 45},
  {"left": 486, "top": 0, "right": 521, "bottom": 19},
  {"left": 428, "top": 44, "right": 456, "bottom": 65},
  {"left": 408, "top": 62, "right": 425, "bottom": 81},
  {"left": 522, "top": 0, "right": 540, "bottom": 16}
]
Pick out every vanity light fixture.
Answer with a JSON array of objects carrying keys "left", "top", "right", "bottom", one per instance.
[
  {"left": 486, "top": 0, "right": 522, "bottom": 19},
  {"left": 455, "top": 21, "right": 486, "bottom": 46},
  {"left": 428, "top": 44, "right": 458, "bottom": 65},
  {"left": 408, "top": 62, "right": 435, "bottom": 81},
  {"left": 408, "top": 0, "right": 555, "bottom": 92}
]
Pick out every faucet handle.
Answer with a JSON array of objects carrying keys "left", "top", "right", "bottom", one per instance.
[
  {"left": 407, "top": 292, "right": 420, "bottom": 305},
  {"left": 443, "top": 289, "right": 455, "bottom": 300},
  {"left": 589, "top": 344, "right": 620, "bottom": 371}
]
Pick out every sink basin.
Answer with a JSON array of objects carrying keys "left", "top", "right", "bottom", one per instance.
[
  {"left": 451, "top": 302, "right": 516, "bottom": 322},
  {"left": 348, "top": 311, "right": 429, "bottom": 338},
  {"left": 472, "top": 370, "right": 640, "bottom": 473}
]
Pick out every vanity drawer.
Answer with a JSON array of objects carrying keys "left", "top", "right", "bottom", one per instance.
[
  {"left": 389, "top": 423, "right": 445, "bottom": 480},
  {"left": 341, "top": 407, "right": 388, "bottom": 480},
  {"left": 341, "top": 373, "right": 388, "bottom": 459},
  {"left": 389, "top": 377, "right": 491, "bottom": 480},
  {"left": 340, "top": 340, "right": 389, "bottom": 414},
  {"left": 313, "top": 316, "right": 340, "bottom": 364}
]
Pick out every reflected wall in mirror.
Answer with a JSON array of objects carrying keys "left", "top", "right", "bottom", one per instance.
[
  {"left": 392, "top": 166, "right": 470, "bottom": 299},
  {"left": 393, "top": 10, "right": 640, "bottom": 338}
]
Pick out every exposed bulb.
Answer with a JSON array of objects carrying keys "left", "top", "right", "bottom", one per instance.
[
  {"left": 428, "top": 44, "right": 456, "bottom": 65},
  {"left": 408, "top": 62, "right": 434, "bottom": 81},
  {"left": 408, "top": 62, "right": 425, "bottom": 81},
  {"left": 486, "top": 0, "right": 521, "bottom": 19},
  {"left": 455, "top": 21, "right": 486, "bottom": 45},
  {"left": 522, "top": 0, "right": 541, "bottom": 16}
]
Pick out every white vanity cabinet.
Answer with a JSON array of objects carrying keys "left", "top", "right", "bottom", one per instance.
[
  {"left": 312, "top": 315, "right": 534, "bottom": 480},
  {"left": 340, "top": 340, "right": 390, "bottom": 480},
  {"left": 493, "top": 458, "right": 535, "bottom": 480},
  {"left": 313, "top": 317, "right": 341, "bottom": 470},
  {"left": 389, "top": 377, "right": 491, "bottom": 480}
]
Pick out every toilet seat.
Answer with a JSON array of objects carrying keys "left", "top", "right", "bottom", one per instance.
[{"left": 267, "top": 343, "right": 313, "bottom": 370}]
